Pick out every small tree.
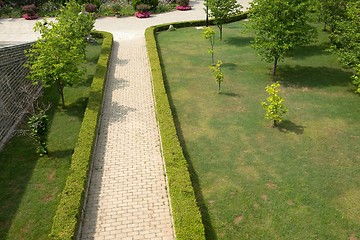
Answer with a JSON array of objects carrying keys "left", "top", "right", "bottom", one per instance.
[
  {"left": 249, "top": 0, "right": 317, "bottom": 76},
  {"left": 209, "top": 60, "right": 224, "bottom": 94},
  {"left": 261, "top": 82, "right": 287, "bottom": 127},
  {"left": 206, "top": 0, "right": 242, "bottom": 40},
  {"left": 330, "top": 1, "right": 360, "bottom": 93},
  {"left": 28, "top": 106, "right": 49, "bottom": 156},
  {"left": 203, "top": 27, "right": 216, "bottom": 65},
  {"left": 25, "top": 0, "right": 95, "bottom": 109}
]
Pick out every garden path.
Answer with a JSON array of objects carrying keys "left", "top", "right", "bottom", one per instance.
[{"left": 0, "top": 0, "right": 251, "bottom": 239}]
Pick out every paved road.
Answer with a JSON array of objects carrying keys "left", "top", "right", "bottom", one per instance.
[{"left": 0, "top": 1, "right": 251, "bottom": 239}]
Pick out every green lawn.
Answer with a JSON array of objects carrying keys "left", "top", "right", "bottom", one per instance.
[
  {"left": 157, "top": 21, "right": 360, "bottom": 239},
  {"left": 0, "top": 38, "right": 102, "bottom": 240}
]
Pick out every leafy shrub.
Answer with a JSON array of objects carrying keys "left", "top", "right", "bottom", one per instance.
[
  {"left": 132, "top": 0, "right": 158, "bottom": 10},
  {"left": 136, "top": 3, "right": 150, "bottom": 12},
  {"left": 21, "top": 4, "right": 36, "bottom": 15},
  {"left": 155, "top": 2, "right": 175, "bottom": 13},
  {"left": 38, "top": 1, "right": 61, "bottom": 17},
  {"left": 176, "top": 0, "right": 189, "bottom": 6},
  {"left": 111, "top": 2, "right": 122, "bottom": 14},
  {"left": 0, "top": 5, "right": 21, "bottom": 17},
  {"left": 85, "top": 3, "right": 97, "bottom": 12}
]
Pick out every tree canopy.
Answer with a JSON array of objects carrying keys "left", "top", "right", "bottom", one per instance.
[
  {"left": 249, "top": 0, "right": 317, "bottom": 76},
  {"left": 330, "top": 1, "right": 360, "bottom": 92},
  {"left": 25, "top": 0, "right": 95, "bottom": 108},
  {"left": 206, "top": 0, "right": 242, "bottom": 40}
]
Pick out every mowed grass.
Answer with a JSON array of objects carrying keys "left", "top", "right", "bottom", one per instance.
[
  {"left": 157, "top": 21, "right": 360, "bottom": 239},
  {"left": 0, "top": 38, "right": 103, "bottom": 240}
]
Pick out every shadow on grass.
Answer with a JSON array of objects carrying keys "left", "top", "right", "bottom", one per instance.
[
  {"left": 289, "top": 43, "right": 331, "bottom": 59},
  {"left": 64, "top": 97, "right": 88, "bottom": 120},
  {"left": 224, "top": 36, "right": 253, "bottom": 47},
  {"left": 277, "top": 120, "right": 305, "bottom": 135},
  {"left": 0, "top": 136, "right": 38, "bottom": 239},
  {"left": 222, "top": 92, "right": 241, "bottom": 98},
  {"left": 222, "top": 62, "right": 238, "bottom": 70},
  {"left": 277, "top": 65, "right": 352, "bottom": 89},
  {"left": 161, "top": 67, "right": 218, "bottom": 240}
]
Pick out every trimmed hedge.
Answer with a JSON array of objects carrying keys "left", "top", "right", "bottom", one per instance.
[
  {"left": 145, "top": 12, "right": 247, "bottom": 239},
  {"left": 50, "top": 31, "right": 113, "bottom": 239}
]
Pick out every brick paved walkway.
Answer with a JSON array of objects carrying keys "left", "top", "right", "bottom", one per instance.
[{"left": 79, "top": 37, "right": 174, "bottom": 239}]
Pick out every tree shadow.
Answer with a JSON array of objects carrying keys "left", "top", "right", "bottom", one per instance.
[
  {"left": 277, "top": 120, "right": 305, "bottom": 135},
  {"left": 222, "top": 92, "right": 241, "bottom": 98},
  {"left": 63, "top": 97, "right": 88, "bottom": 120},
  {"left": 289, "top": 43, "right": 331, "bottom": 59},
  {"left": 222, "top": 62, "right": 237, "bottom": 70},
  {"left": 0, "top": 136, "right": 38, "bottom": 239},
  {"left": 277, "top": 65, "right": 352, "bottom": 89},
  {"left": 224, "top": 36, "right": 253, "bottom": 47},
  {"left": 49, "top": 149, "right": 74, "bottom": 159}
]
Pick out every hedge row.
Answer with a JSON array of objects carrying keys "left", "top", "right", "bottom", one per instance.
[
  {"left": 145, "top": 12, "right": 248, "bottom": 239},
  {"left": 50, "top": 31, "right": 113, "bottom": 239}
]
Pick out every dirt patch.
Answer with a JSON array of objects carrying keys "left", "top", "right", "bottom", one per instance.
[
  {"left": 208, "top": 200, "right": 215, "bottom": 206},
  {"left": 233, "top": 215, "right": 244, "bottom": 224},
  {"left": 48, "top": 170, "right": 56, "bottom": 181},
  {"left": 261, "top": 195, "right": 269, "bottom": 202},
  {"left": 253, "top": 203, "right": 260, "bottom": 209},
  {"left": 287, "top": 200, "right": 294, "bottom": 206},
  {"left": 42, "top": 194, "right": 54, "bottom": 203},
  {"left": 266, "top": 182, "right": 277, "bottom": 189},
  {"left": 349, "top": 234, "right": 358, "bottom": 240}
]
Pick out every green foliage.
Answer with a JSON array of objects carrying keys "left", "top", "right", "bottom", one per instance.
[
  {"left": 28, "top": 108, "right": 49, "bottom": 156},
  {"left": 209, "top": 60, "right": 224, "bottom": 93},
  {"left": 329, "top": 1, "right": 360, "bottom": 93},
  {"left": 249, "top": 0, "right": 317, "bottom": 76},
  {"left": 176, "top": 0, "right": 189, "bottom": 6},
  {"left": 205, "top": 0, "right": 242, "bottom": 40},
  {"left": 146, "top": 26, "right": 206, "bottom": 240},
  {"left": 132, "top": 0, "right": 159, "bottom": 10},
  {"left": 25, "top": 0, "right": 95, "bottom": 109},
  {"left": 313, "top": 0, "right": 348, "bottom": 31},
  {"left": 50, "top": 31, "right": 113, "bottom": 239},
  {"left": 261, "top": 82, "right": 287, "bottom": 127},
  {"left": 202, "top": 27, "right": 216, "bottom": 65}
]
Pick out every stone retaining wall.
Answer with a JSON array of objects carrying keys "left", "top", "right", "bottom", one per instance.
[{"left": 0, "top": 42, "right": 41, "bottom": 150}]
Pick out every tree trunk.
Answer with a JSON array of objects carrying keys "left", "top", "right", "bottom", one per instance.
[
  {"left": 56, "top": 81, "right": 66, "bottom": 109},
  {"left": 205, "top": 2, "right": 209, "bottom": 27},
  {"left": 272, "top": 56, "right": 278, "bottom": 76},
  {"left": 211, "top": 39, "right": 215, "bottom": 66},
  {"left": 219, "top": 25, "right": 223, "bottom": 41},
  {"left": 273, "top": 120, "right": 277, "bottom": 128},
  {"left": 218, "top": 82, "right": 221, "bottom": 94}
]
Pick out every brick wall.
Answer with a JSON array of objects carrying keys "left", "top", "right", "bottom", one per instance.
[{"left": 0, "top": 42, "right": 41, "bottom": 150}]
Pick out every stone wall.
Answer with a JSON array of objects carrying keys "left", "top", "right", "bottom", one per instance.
[{"left": 0, "top": 42, "right": 41, "bottom": 150}]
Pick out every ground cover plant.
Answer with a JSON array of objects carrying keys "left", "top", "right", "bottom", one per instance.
[
  {"left": 0, "top": 38, "right": 102, "bottom": 240},
  {"left": 156, "top": 21, "right": 360, "bottom": 239}
]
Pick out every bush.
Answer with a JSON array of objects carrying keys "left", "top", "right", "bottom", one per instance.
[
  {"left": 85, "top": 3, "right": 97, "bottom": 12},
  {"left": 21, "top": 4, "right": 36, "bottom": 14},
  {"left": 38, "top": 2, "right": 61, "bottom": 17},
  {"left": 136, "top": 3, "right": 150, "bottom": 12},
  {"left": 132, "top": 0, "right": 158, "bottom": 10},
  {"left": 49, "top": 31, "right": 113, "bottom": 240},
  {"left": 176, "top": 0, "right": 189, "bottom": 6}
]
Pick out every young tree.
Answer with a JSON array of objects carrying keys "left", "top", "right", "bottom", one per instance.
[
  {"left": 330, "top": 1, "right": 360, "bottom": 93},
  {"left": 25, "top": 0, "right": 95, "bottom": 109},
  {"left": 261, "top": 82, "right": 287, "bottom": 127},
  {"left": 249, "top": 0, "right": 317, "bottom": 76},
  {"left": 209, "top": 60, "right": 224, "bottom": 94},
  {"left": 314, "top": 0, "right": 348, "bottom": 32},
  {"left": 205, "top": 0, "right": 242, "bottom": 40},
  {"left": 203, "top": 27, "right": 216, "bottom": 65}
]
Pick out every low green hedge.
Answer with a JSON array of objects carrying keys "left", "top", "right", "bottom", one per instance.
[
  {"left": 145, "top": 12, "right": 248, "bottom": 239},
  {"left": 50, "top": 31, "right": 113, "bottom": 239}
]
